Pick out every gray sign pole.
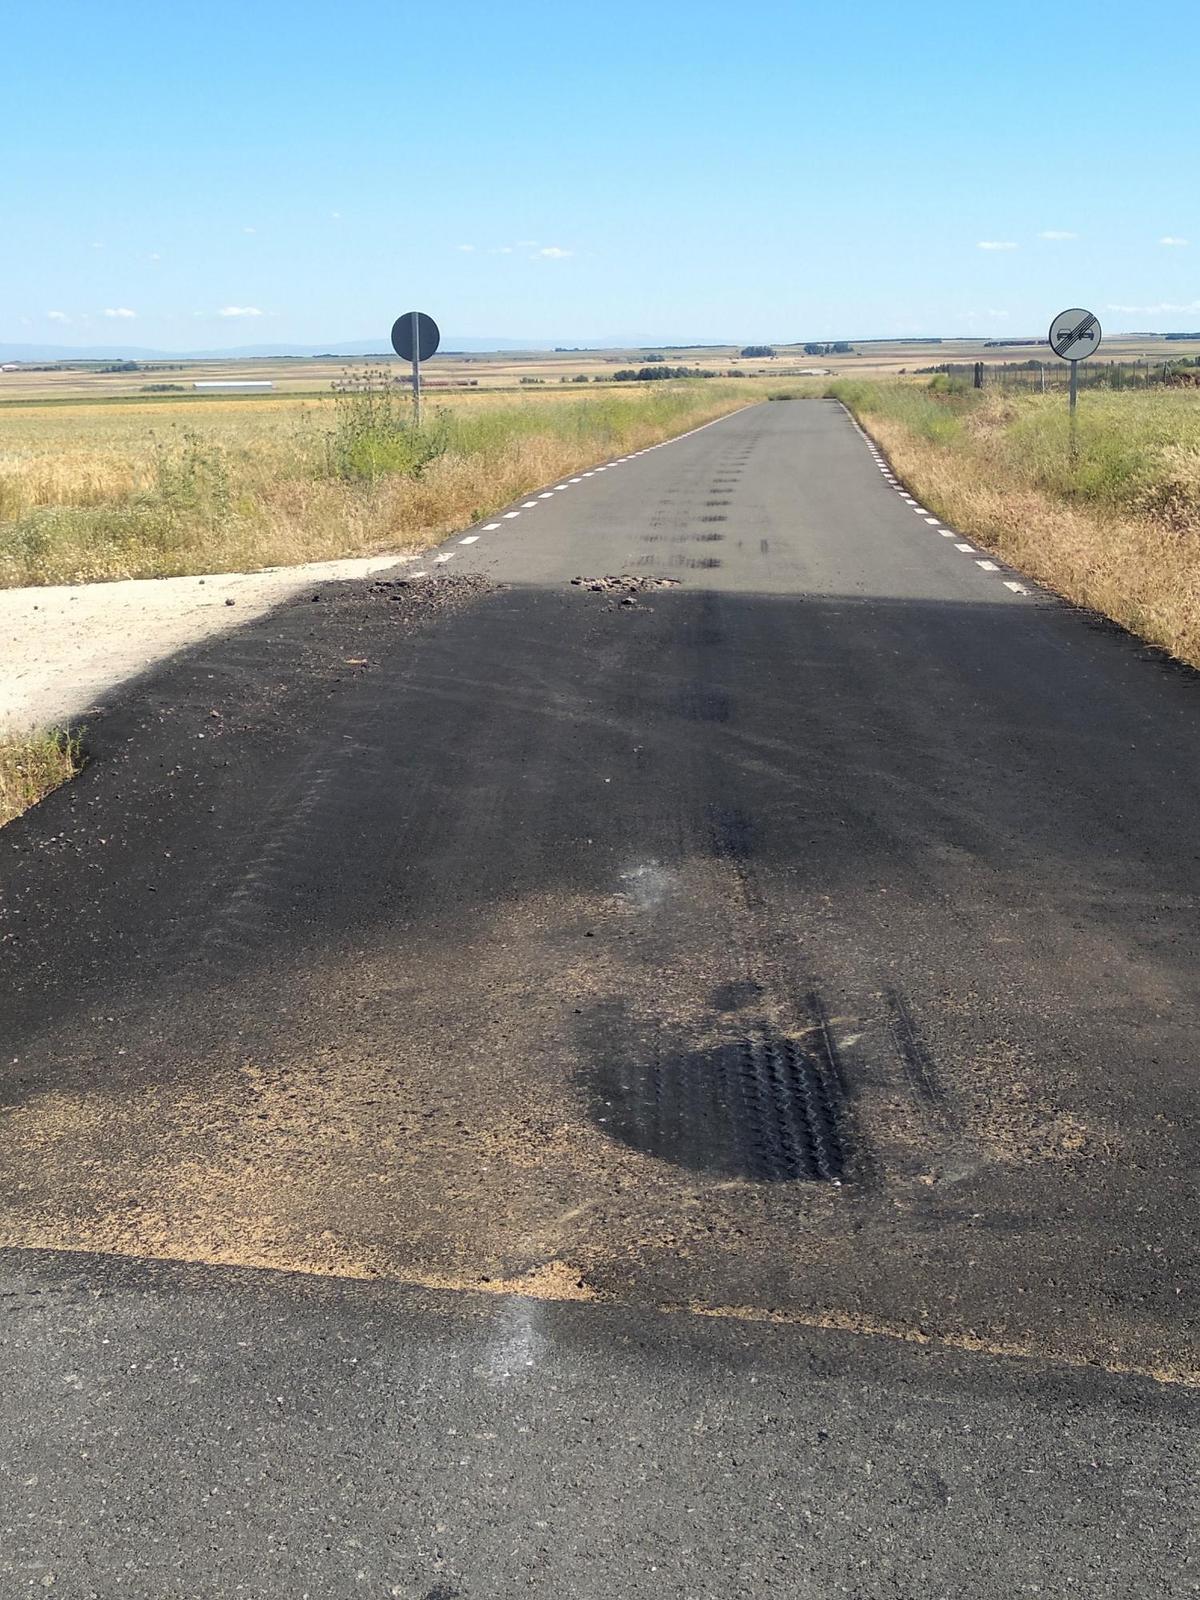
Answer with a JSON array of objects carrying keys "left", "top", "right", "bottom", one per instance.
[
  {"left": 410, "top": 310, "right": 422, "bottom": 427},
  {"left": 1068, "top": 359, "right": 1079, "bottom": 456}
]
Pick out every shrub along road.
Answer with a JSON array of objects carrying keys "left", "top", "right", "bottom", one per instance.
[{"left": 1, "top": 400, "right": 1196, "bottom": 1596}]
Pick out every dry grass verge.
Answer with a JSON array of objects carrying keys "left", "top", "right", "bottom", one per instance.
[
  {"left": 831, "top": 381, "right": 1200, "bottom": 668},
  {"left": 0, "top": 728, "right": 84, "bottom": 826},
  {"left": 0, "top": 382, "right": 757, "bottom": 587}
]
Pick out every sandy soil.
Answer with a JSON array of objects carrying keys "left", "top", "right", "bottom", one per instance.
[{"left": 0, "top": 554, "right": 413, "bottom": 733}]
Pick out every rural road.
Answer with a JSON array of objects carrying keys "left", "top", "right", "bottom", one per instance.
[{"left": 1, "top": 398, "right": 1197, "bottom": 1596}]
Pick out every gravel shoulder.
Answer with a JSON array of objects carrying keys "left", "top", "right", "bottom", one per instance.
[{"left": 0, "top": 553, "right": 413, "bottom": 734}]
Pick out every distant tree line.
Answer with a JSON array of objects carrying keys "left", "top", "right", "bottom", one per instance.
[
  {"left": 612, "top": 365, "right": 714, "bottom": 381},
  {"left": 739, "top": 345, "right": 775, "bottom": 358},
  {"left": 612, "top": 366, "right": 752, "bottom": 382},
  {"left": 803, "top": 342, "right": 854, "bottom": 356}
]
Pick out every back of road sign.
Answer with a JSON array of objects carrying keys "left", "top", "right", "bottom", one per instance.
[{"left": 391, "top": 312, "right": 440, "bottom": 363}]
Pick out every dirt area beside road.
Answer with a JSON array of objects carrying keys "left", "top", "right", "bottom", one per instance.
[{"left": 0, "top": 553, "right": 414, "bottom": 734}]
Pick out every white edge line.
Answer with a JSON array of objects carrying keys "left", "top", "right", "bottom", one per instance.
[
  {"left": 459, "top": 535, "right": 479, "bottom": 544},
  {"left": 1004, "top": 580, "right": 1028, "bottom": 593},
  {"left": 483, "top": 523, "right": 501, "bottom": 530},
  {"left": 976, "top": 560, "right": 999, "bottom": 571},
  {"left": 954, "top": 543, "right": 975, "bottom": 553},
  {"left": 503, "top": 511, "right": 520, "bottom": 519}
]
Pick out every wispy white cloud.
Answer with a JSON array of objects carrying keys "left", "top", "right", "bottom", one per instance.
[
  {"left": 1106, "top": 299, "right": 1200, "bottom": 315},
  {"left": 47, "top": 309, "right": 70, "bottom": 322},
  {"left": 148, "top": 251, "right": 162, "bottom": 261},
  {"left": 103, "top": 307, "right": 137, "bottom": 319},
  {"left": 242, "top": 226, "right": 257, "bottom": 235},
  {"left": 1039, "top": 230, "right": 1077, "bottom": 240},
  {"left": 536, "top": 246, "right": 573, "bottom": 259},
  {"left": 330, "top": 210, "right": 341, "bottom": 220},
  {"left": 977, "top": 240, "right": 1018, "bottom": 251},
  {"left": 1160, "top": 235, "right": 1189, "bottom": 247},
  {"left": 217, "top": 305, "right": 264, "bottom": 317},
  {"left": 456, "top": 243, "right": 475, "bottom": 252}
]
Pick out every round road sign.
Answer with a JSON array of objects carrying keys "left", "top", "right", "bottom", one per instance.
[
  {"left": 391, "top": 312, "right": 440, "bottom": 363},
  {"left": 1049, "top": 307, "right": 1101, "bottom": 361}
]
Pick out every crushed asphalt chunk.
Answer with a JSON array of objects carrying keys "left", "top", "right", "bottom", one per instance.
[{"left": 571, "top": 574, "right": 683, "bottom": 608}]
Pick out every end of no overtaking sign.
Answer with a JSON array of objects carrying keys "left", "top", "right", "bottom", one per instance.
[{"left": 1049, "top": 307, "right": 1101, "bottom": 362}]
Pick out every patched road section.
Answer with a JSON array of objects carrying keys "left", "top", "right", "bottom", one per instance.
[{"left": 2, "top": 400, "right": 1199, "bottom": 1594}]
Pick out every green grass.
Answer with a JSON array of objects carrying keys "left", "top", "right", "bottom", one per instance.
[
  {"left": 0, "top": 727, "right": 84, "bottom": 827},
  {"left": 828, "top": 379, "right": 1200, "bottom": 524}
]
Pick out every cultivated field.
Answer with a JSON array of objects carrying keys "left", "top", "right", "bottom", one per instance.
[
  {"left": 1, "top": 332, "right": 1188, "bottom": 403},
  {"left": 833, "top": 380, "right": 1200, "bottom": 667}
]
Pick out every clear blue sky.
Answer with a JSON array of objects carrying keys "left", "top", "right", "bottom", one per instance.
[{"left": 4, "top": 0, "right": 1196, "bottom": 350}]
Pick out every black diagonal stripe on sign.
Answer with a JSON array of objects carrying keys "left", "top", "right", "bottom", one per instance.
[{"left": 1061, "top": 313, "right": 1097, "bottom": 351}]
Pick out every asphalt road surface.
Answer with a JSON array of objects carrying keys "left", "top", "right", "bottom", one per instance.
[{"left": 2, "top": 399, "right": 1197, "bottom": 1597}]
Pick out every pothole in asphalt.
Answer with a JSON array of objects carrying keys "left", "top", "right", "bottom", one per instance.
[{"left": 571, "top": 574, "right": 683, "bottom": 609}]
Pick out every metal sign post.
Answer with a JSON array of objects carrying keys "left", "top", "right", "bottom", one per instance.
[
  {"left": 390, "top": 312, "right": 441, "bottom": 427},
  {"left": 1049, "top": 307, "right": 1102, "bottom": 461},
  {"left": 410, "top": 311, "right": 422, "bottom": 425}
]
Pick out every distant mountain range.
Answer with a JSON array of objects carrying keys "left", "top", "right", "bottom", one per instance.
[{"left": 0, "top": 337, "right": 558, "bottom": 363}]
